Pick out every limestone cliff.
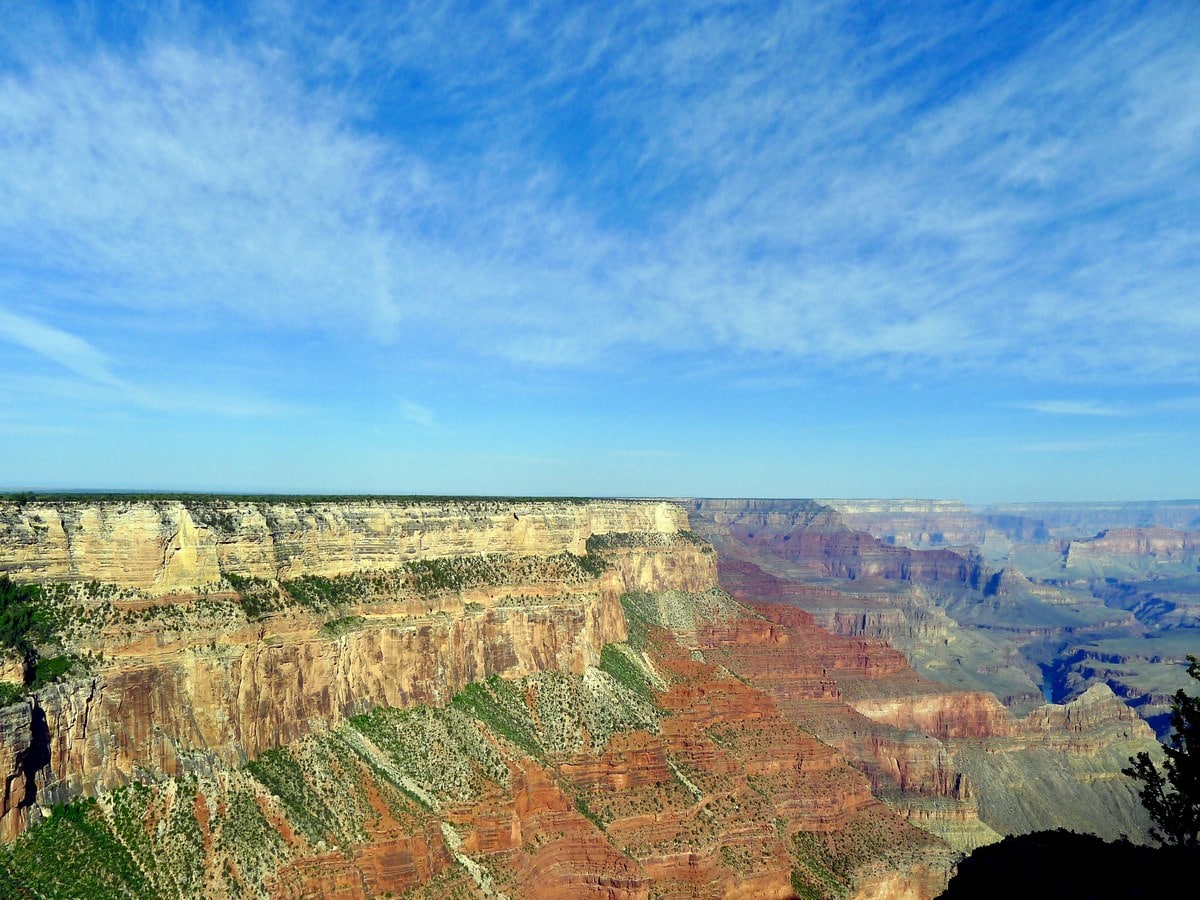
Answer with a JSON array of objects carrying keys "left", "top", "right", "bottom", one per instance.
[
  {"left": 0, "top": 499, "right": 688, "bottom": 594},
  {"left": 0, "top": 498, "right": 697, "bottom": 843},
  {"left": 1064, "top": 526, "right": 1200, "bottom": 577}
]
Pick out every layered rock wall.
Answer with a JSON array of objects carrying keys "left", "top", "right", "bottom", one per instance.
[
  {"left": 1066, "top": 527, "right": 1199, "bottom": 566},
  {"left": 819, "top": 499, "right": 991, "bottom": 549},
  {"left": 0, "top": 499, "right": 688, "bottom": 594},
  {"left": 0, "top": 498, "right": 702, "bottom": 843},
  {"left": 690, "top": 499, "right": 984, "bottom": 584}
]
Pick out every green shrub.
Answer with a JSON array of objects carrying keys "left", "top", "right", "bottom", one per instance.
[
  {"left": 0, "top": 681, "right": 24, "bottom": 707},
  {"left": 31, "top": 656, "right": 75, "bottom": 689},
  {"left": 599, "top": 644, "right": 654, "bottom": 701},
  {"left": 573, "top": 794, "right": 605, "bottom": 830},
  {"left": 0, "top": 577, "right": 47, "bottom": 657},
  {"left": 283, "top": 574, "right": 367, "bottom": 610},
  {"left": 247, "top": 748, "right": 339, "bottom": 846},
  {"left": 0, "top": 577, "right": 70, "bottom": 687},
  {"left": 319, "top": 615, "right": 366, "bottom": 636},
  {"left": 226, "top": 573, "right": 284, "bottom": 620},
  {"left": 617, "top": 594, "right": 656, "bottom": 651},
  {"left": 451, "top": 676, "right": 542, "bottom": 758},
  {"left": 2, "top": 798, "right": 151, "bottom": 898}
]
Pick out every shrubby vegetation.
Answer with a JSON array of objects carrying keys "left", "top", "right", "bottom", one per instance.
[
  {"left": 318, "top": 615, "right": 366, "bottom": 636},
  {"left": 0, "top": 798, "right": 151, "bottom": 898},
  {"left": 0, "top": 576, "right": 79, "bottom": 698},
  {"left": 0, "top": 575, "right": 48, "bottom": 665},
  {"left": 187, "top": 505, "right": 240, "bottom": 533},
  {"left": 283, "top": 574, "right": 368, "bottom": 610},
  {"left": 351, "top": 704, "right": 510, "bottom": 802},
  {"left": 599, "top": 644, "right": 656, "bottom": 701},
  {"left": 586, "top": 529, "right": 710, "bottom": 554},
  {"left": 450, "top": 676, "right": 543, "bottom": 759},
  {"left": 247, "top": 747, "right": 345, "bottom": 845},
  {"left": 1125, "top": 654, "right": 1200, "bottom": 847},
  {"left": 30, "top": 655, "right": 75, "bottom": 690},
  {"left": 227, "top": 550, "right": 608, "bottom": 623}
]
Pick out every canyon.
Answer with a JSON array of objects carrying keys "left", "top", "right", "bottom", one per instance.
[
  {"left": 0, "top": 496, "right": 1183, "bottom": 897},
  {"left": 691, "top": 498, "right": 1199, "bottom": 733}
]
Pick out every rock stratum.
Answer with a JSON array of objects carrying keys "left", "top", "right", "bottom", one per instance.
[
  {"left": 688, "top": 500, "right": 1162, "bottom": 845},
  {"left": 0, "top": 499, "right": 686, "bottom": 593},
  {"left": 0, "top": 497, "right": 1172, "bottom": 898},
  {"left": 0, "top": 500, "right": 689, "bottom": 836},
  {"left": 780, "top": 498, "right": 1200, "bottom": 738}
]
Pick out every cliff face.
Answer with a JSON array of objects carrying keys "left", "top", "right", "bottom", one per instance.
[
  {"left": 948, "top": 683, "right": 1158, "bottom": 839},
  {"left": 822, "top": 500, "right": 1200, "bottom": 551},
  {"left": 0, "top": 499, "right": 695, "bottom": 843},
  {"left": 850, "top": 692, "right": 1014, "bottom": 742},
  {"left": 1065, "top": 526, "right": 1200, "bottom": 574},
  {"left": 691, "top": 499, "right": 982, "bottom": 584},
  {"left": 0, "top": 499, "right": 687, "bottom": 593},
  {"left": 818, "top": 499, "right": 995, "bottom": 551},
  {"left": 698, "top": 524, "right": 1044, "bottom": 711},
  {"left": 683, "top": 545, "right": 1161, "bottom": 851},
  {"left": 699, "top": 598, "right": 1160, "bottom": 849},
  {"left": 1, "top": 566, "right": 954, "bottom": 898}
]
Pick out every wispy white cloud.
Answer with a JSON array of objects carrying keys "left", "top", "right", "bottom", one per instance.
[
  {"left": 0, "top": 338, "right": 303, "bottom": 420},
  {"left": 398, "top": 397, "right": 440, "bottom": 432},
  {"left": 0, "top": 45, "right": 430, "bottom": 333},
  {"left": 0, "top": 307, "right": 120, "bottom": 385},
  {"left": 1014, "top": 400, "right": 1128, "bottom": 417},
  {"left": 0, "top": 0, "right": 1197, "bottom": 394},
  {"left": 1012, "top": 439, "right": 1117, "bottom": 453}
]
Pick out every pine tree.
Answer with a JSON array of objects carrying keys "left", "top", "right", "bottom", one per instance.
[{"left": 1124, "top": 655, "right": 1200, "bottom": 847}]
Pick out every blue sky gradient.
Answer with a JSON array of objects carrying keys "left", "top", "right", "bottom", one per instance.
[{"left": 1, "top": 1, "right": 1198, "bottom": 501}]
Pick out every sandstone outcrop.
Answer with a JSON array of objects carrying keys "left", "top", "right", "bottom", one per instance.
[
  {"left": 0, "top": 499, "right": 688, "bottom": 594},
  {"left": 1064, "top": 526, "right": 1200, "bottom": 576},
  {"left": 0, "top": 499, "right": 694, "bottom": 843},
  {"left": 0, "top": 578, "right": 955, "bottom": 899}
]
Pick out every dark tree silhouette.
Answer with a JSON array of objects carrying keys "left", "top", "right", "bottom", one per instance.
[{"left": 1124, "top": 654, "right": 1200, "bottom": 847}]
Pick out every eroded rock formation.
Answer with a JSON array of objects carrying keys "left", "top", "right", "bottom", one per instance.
[
  {"left": 0, "top": 497, "right": 1174, "bottom": 898},
  {"left": 0, "top": 499, "right": 688, "bottom": 593},
  {"left": 0, "top": 498, "right": 690, "bottom": 843}
]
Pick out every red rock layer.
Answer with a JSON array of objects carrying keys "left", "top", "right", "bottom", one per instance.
[
  {"left": 258, "top": 619, "right": 949, "bottom": 898},
  {"left": 691, "top": 602, "right": 973, "bottom": 803},
  {"left": 0, "top": 524, "right": 708, "bottom": 842}
]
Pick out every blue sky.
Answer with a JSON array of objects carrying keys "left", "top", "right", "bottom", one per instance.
[{"left": 1, "top": 0, "right": 1198, "bottom": 501}]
